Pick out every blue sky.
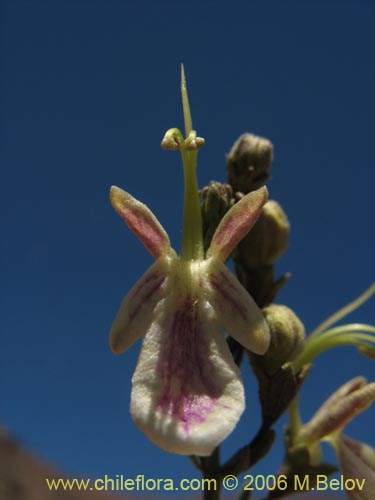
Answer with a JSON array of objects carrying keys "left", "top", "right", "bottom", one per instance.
[{"left": 1, "top": 0, "right": 374, "bottom": 496}]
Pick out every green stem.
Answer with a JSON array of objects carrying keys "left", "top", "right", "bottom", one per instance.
[
  {"left": 294, "top": 331, "right": 375, "bottom": 372},
  {"left": 201, "top": 447, "right": 221, "bottom": 500},
  {"left": 288, "top": 395, "right": 302, "bottom": 445},
  {"left": 313, "top": 323, "right": 375, "bottom": 338}
]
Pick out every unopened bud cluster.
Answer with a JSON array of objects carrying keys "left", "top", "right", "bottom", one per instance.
[
  {"left": 224, "top": 132, "right": 291, "bottom": 308},
  {"left": 221, "top": 132, "right": 306, "bottom": 431}
]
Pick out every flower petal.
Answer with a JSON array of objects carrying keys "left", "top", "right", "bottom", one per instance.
[
  {"left": 109, "top": 257, "right": 172, "bottom": 354},
  {"left": 318, "top": 377, "right": 366, "bottom": 413},
  {"left": 130, "top": 294, "right": 245, "bottom": 456},
  {"left": 300, "top": 380, "right": 375, "bottom": 444},
  {"left": 205, "top": 258, "right": 270, "bottom": 354},
  {"left": 110, "top": 186, "right": 171, "bottom": 259},
  {"left": 207, "top": 186, "right": 268, "bottom": 262},
  {"left": 334, "top": 435, "right": 375, "bottom": 500}
]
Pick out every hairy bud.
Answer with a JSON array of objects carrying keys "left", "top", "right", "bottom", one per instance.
[
  {"left": 201, "top": 182, "right": 234, "bottom": 252},
  {"left": 260, "top": 304, "right": 305, "bottom": 375},
  {"left": 237, "top": 200, "right": 290, "bottom": 269},
  {"left": 227, "top": 133, "right": 273, "bottom": 194}
]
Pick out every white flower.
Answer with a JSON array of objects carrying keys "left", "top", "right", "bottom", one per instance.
[{"left": 109, "top": 186, "right": 270, "bottom": 456}]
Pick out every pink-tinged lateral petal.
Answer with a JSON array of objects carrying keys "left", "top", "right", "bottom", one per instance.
[
  {"left": 130, "top": 293, "right": 245, "bottom": 456},
  {"left": 318, "top": 377, "right": 366, "bottom": 413},
  {"left": 208, "top": 186, "right": 268, "bottom": 262},
  {"left": 334, "top": 435, "right": 375, "bottom": 500},
  {"left": 109, "top": 257, "right": 172, "bottom": 354},
  {"left": 110, "top": 186, "right": 171, "bottom": 259},
  {"left": 206, "top": 258, "right": 270, "bottom": 354},
  {"left": 300, "top": 381, "right": 375, "bottom": 444}
]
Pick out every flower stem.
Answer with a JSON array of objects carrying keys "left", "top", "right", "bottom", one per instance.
[
  {"left": 294, "top": 329, "right": 375, "bottom": 372},
  {"left": 288, "top": 395, "right": 302, "bottom": 445},
  {"left": 201, "top": 447, "right": 221, "bottom": 500}
]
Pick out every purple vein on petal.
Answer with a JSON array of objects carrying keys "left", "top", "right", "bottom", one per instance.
[
  {"left": 156, "top": 297, "right": 221, "bottom": 434},
  {"left": 209, "top": 272, "right": 248, "bottom": 320},
  {"left": 128, "top": 273, "right": 167, "bottom": 322},
  {"left": 110, "top": 263, "right": 170, "bottom": 354}
]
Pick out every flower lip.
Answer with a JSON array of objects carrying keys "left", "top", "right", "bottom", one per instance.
[{"left": 130, "top": 277, "right": 246, "bottom": 456}]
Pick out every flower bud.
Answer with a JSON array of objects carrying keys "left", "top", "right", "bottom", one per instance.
[
  {"left": 260, "top": 304, "right": 305, "bottom": 375},
  {"left": 299, "top": 379, "right": 375, "bottom": 445},
  {"left": 227, "top": 133, "right": 273, "bottom": 194},
  {"left": 237, "top": 200, "right": 290, "bottom": 269},
  {"left": 201, "top": 182, "right": 234, "bottom": 252}
]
